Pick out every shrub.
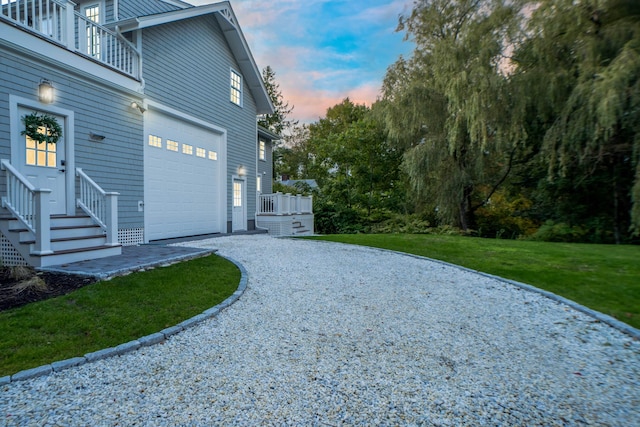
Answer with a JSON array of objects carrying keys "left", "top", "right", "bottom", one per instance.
[
  {"left": 528, "top": 221, "right": 588, "bottom": 243},
  {"left": 368, "top": 213, "right": 431, "bottom": 234},
  {"left": 475, "top": 191, "right": 538, "bottom": 239},
  {"left": 314, "top": 200, "right": 366, "bottom": 234}
]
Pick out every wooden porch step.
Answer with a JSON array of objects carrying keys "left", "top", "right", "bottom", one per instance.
[{"left": 22, "top": 234, "right": 107, "bottom": 245}]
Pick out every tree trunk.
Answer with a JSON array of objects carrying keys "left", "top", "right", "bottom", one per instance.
[
  {"left": 613, "top": 159, "right": 621, "bottom": 244},
  {"left": 459, "top": 185, "right": 474, "bottom": 231}
]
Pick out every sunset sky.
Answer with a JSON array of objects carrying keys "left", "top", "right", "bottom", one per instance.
[{"left": 191, "top": 0, "right": 415, "bottom": 123}]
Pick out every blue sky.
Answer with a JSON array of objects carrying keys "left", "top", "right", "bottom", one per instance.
[{"left": 191, "top": 0, "right": 415, "bottom": 123}]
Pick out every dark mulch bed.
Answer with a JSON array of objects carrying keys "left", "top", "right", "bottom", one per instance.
[{"left": 0, "top": 267, "right": 97, "bottom": 311}]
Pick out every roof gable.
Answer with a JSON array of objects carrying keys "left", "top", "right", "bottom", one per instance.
[{"left": 116, "top": 1, "right": 273, "bottom": 114}]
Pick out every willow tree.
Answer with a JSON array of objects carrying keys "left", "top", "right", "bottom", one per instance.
[
  {"left": 380, "top": 0, "right": 527, "bottom": 230},
  {"left": 515, "top": 0, "right": 640, "bottom": 241}
]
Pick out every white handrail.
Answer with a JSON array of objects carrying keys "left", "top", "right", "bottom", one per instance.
[
  {"left": 74, "top": 11, "right": 140, "bottom": 77},
  {"left": 76, "top": 168, "right": 119, "bottom": 246},
  {"left": 1, "top": 159, "right": 52, "bottom": 254}
]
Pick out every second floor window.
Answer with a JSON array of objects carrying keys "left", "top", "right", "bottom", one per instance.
[
  {"left": 230, "top": 70, "right": 242, "bottom": 106},
  {"left": 259, "top": 140, "right": 266, "bottom": 160}
]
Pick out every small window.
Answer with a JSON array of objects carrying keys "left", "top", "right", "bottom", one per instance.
[
  {"left": 230, "top": 69, "right": 242, "bottom": 106},
  {"left": 208, "top": 151, "right": 218, "bottom": 161},
  {"left": 26, "top": 130, "right": 57, "bottom": 168},
  {"left": 148, "top": 135, "right": 162, "bottom": 148},
  {"left": 259, "top": 139, "right": 266, "bottom": 161},
  {"left": 182, "top": 144, "right": 193, "bottom": 155},
  {"left": 233, "top": 181, "right": 242, "bottom": 207},
  {"left": 167, "top": 140, "right": 179, "bottom": 152},
  {"left": 257, "top": 175, "right": 262, "bottom": 193},
  {"left": 196, "top": 147, "right": 206, "bottom": 158}
]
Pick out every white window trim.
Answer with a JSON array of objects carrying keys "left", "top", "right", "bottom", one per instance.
[
  {"left": 81, "top": 1, "right": 105, "bottom": 23},
  {"left": 230, "top": 68, "right": 243, "bottom": 107}
]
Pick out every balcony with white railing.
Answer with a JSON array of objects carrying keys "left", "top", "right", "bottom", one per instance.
[
  {"left": 257, "top": 192, "right": 314, "bottom": 236},
  {"left": 0, "top": 0, "right": 140, "bottom": 79}
]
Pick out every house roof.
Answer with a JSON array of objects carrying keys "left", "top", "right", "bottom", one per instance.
[
  {"left": 258, "top": 125, "right": 281, "bottom": 142},
  {"left": 116, "top": 1, "right": 274, "bottom": 115},
  {"left": 281, "top": 179, "right": 319, "bottom": 189}
]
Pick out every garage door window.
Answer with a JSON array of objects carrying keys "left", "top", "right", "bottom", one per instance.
[
  {"left": 148, "top": 135, "right": 162, "bottom": 148},
  {"left": 209, "top": 151, "right": 218, "bottom": 160},
  {"left": 167, "top": 140, "right": 178, "bottom": 151},
  {"left": 182, "top": 144, "right": 193, "bottom": 155}
]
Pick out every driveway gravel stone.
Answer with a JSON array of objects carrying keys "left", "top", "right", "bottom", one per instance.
[{"left": 1, "top": 235, "right": 639, "bottom": 426}]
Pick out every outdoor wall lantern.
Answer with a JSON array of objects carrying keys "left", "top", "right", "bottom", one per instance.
[
  {"left": 237, "top": 165, "right": 247, "bottom": 176},
  {"left": 130, "top": 101, "right": 146, "bottom": 113},
  {"left": 38, "top": 79, "right": 54, "bottom": 104}
]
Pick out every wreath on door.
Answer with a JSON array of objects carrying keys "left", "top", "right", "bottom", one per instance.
[{"left": 21, "top": 112, "right": 62, "bottom": 144}]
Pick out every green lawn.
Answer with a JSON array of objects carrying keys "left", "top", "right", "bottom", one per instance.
[
  {"left": 309, "top": 234, "right": 640, "bottom": 330},
  {"left": 0, "top": 254, "right": 239, "bottom": 377}
]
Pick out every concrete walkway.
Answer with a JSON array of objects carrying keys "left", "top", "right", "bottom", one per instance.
[
  {"left": 38, "top": 230, "right": 269, "bottom": 278},
  {"left": 39, "top": 243, "right": 216, "bottom": 279}
]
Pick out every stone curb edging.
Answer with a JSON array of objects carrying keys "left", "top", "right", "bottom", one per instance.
[
  {"left": 306, "top": 239, "right": 640, "bottom": 340},
  {"left": 1, "top": 255, "right": 248, "bottom": 385}
]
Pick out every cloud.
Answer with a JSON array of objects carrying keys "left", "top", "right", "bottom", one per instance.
[{"left": 189, "top": 0, "right": 414, "bottom": 123}]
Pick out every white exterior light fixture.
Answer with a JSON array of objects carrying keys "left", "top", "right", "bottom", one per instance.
[{"left": 38, "top": 79, "right": 54, "bottom": 104}]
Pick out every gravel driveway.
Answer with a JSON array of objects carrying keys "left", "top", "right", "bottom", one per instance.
[{"left": 2, "top": 235, "right": 639, "bottom": 426}]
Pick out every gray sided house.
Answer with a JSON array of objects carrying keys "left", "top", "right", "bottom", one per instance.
[{"left": 0, "top": 0, "right": 311, "bottom": 268}]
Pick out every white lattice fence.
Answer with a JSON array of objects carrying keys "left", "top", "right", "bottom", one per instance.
[
  {"left": 118, "top": 228, "right": 144, "bottom": 246},
  {"left": 0, "top": 233, "right": 28, "bottom": 266}
]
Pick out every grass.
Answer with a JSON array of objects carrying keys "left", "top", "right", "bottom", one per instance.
[
  {"left": 0, "top": 254, "right": 239, "bottom": 377},
  {"left": 309, "top": 234, "right": 640, "bottom": 330}
]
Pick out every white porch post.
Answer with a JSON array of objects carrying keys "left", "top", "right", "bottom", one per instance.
[
  {"left": 296, "top": 194, "right": 302, "bottom": 214},
  {"left": 63, "top": 0, "right": 75, "bottom": 49},
  {"left": 284, "top": 193, "right": 292, "bottom": 215},
  {"left": 276, "top": 192, "right": 284, "bottom": 215},
  {"left": 105, "top": 192, "right": 119, "bottom": 246},
  {"left": 33, "top": 189, "right": 53, "bottom": 255}
]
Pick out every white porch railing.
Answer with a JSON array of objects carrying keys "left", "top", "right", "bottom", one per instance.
[
  {"left": 1, "top": 159, "right": 52, "bottom": 254},
  {"left": 0, "top": 0, "right": 140, "bottom": 78},
  {"left": 76, "top": 168, "right": 119, "bottom": 246},
  {"left": 258, "top": 192, "right": 313, "bottom": 215}
]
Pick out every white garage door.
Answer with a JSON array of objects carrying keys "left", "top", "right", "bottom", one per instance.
[{"left": 144, "top": 111, "right": 224, "bottom": 241}]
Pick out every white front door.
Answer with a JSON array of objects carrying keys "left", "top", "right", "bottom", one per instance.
[
  {"left": 17, "top": 107, "right": 67, "bottom": 215},
  {"left": 232, "top": 178, "right": 246, "bottom": 231}
]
